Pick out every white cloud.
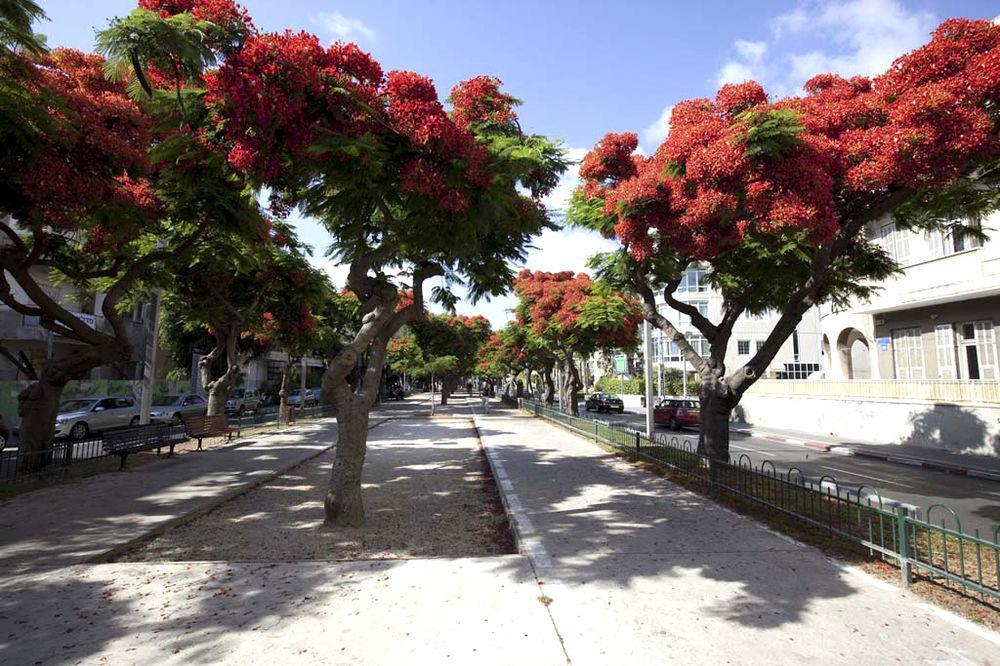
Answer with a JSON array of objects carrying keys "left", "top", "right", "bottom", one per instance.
[
  {"left": 641, "top": 104, "right": 673, "bottom": 150},
  {"left": 316, "top": 11, "right": 375, "bottom": 42},
  {"left": 716, "top": 0, "right": 936, "bottom": 97},
  {"left": 734, "top": 39, "right": 767, "bottom": 63},
  {"left": 715, "top": 61, "right": 758, "bottom": 87}
]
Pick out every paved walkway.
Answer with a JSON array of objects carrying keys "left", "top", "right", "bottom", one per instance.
[
  {"left": 0, "top": 418, "right": 341, "bottom": 571},
  {"left": 472, "top": 404, "right": 1000, "bottom": 664}
]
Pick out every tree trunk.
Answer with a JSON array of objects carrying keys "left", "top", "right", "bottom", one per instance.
[
  {"left": 200, "top": 328, "right": 241, "bottom": 417},
  {"left": 559, "top": 354, "right": 582, "bottom": 417},
  {"left": 16, "top": 378, "right": 67, "bottom": 472},
  {"left": 543, "top": 366, "right": 555, "bottom": 405},
  {"left": 697, "top": 371, "right": 735, "bottom": 463},
  {"left": 278, "top": 359, "right": 295, "bottom": 422},
  {"left": 324, "top": 394, "right": 369, "bottom": 527},
  {"left": 16, "top": 343, "right": 128, "bottom": 473},
  {"left": 440, "top": 375, "right": 459, "bottom": 405}
]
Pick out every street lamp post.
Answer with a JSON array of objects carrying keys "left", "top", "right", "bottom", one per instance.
[{"left": 643, "top": 320, "right": 654, "bottom": 438}]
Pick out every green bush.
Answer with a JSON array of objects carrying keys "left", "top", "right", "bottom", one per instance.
[{"left": 594, "top": 368, "right": 699, "bottom": 396}]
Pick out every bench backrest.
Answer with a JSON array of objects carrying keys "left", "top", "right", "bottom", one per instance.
[
  {"left": 104, "top": 425, "right": 169, "bottom": 452},
  {"left": 182, "top": 413, "right": 230, "bottom": 435}
]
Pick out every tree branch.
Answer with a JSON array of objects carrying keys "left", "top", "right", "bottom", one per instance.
[{"left": 631, "top": 265, "right": 708, "bottom": 373}]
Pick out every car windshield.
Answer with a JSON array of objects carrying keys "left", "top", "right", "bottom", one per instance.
[
  {"left": 153, "top": 395, "right": 179, "bottom": 406},
  {"left": 59, "top": 399, "right": 96, "bottom": 413},
  {"left": 605, "top": 394, "right": 620, "bottom": 400}
]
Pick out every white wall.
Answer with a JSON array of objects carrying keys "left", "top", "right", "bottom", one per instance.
[{"left": 735, "top": 393, "right": 1000, "bottom": 456}]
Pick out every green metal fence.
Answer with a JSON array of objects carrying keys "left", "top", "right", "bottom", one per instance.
[{"left": 519, "top": 398, "right": 1000, "bottom": 603}]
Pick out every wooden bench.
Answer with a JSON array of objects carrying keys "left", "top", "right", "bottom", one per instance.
[
  {"left": 181, "top": 414, "right": 241, "bottom": 450},
  {"left": 103, "top": 425, "right": 185, "bottom": 470}
]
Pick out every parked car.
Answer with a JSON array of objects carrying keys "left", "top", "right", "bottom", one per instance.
[
  {"left": 584, "top": 392, "right": 625, "bottom": 414},
  {"left": 653, "top": 397, "right": 700, "bottom": 430},
  {"left": 149, "top": 393, "right": 208, "bottom": 425},
  {"left": 0, "top": 413, "right": 9, "bottom": 451},
  {"left": 225, "top": 388, "right": 262, "bottom": 415},
  {"left": 286, "top": 388, "right": 318, "bottom": 408},
  {"left": 387, "top": 384, "right": 404, "bottom": 401},
  {"left": 54, "top": 396, "right": 141, "bottom": 440}
]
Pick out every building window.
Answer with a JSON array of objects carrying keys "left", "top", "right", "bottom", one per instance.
[
  {"left": 891, "top": 327, "right": 924, "bottom": 379},
  {"left": 677, "top": 267, "right": 708, "bottom": 293},
  {"left": 879, "top": 222, "right": 910, "bottom": 264},
  {"left": 958, "top": 320, "right": 998, "bottom": 380},
  {"left": 927, "top": 223, "right": 982, "bottom": 258},
  {"left": 677, "top": 300, "right": 709, "bottom": 326},
  {"left": 756, "top": 340, "right": 765, "bottom": 352},
  {"left": 737, "top": 340, "right": 750, "bottom": 355}
]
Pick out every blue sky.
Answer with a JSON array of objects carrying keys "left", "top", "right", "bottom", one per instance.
[{"left": 40, "top": 0, "right": 999, "bottom": 326}]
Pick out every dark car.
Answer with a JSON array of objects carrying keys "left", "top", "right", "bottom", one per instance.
[
  {"left": 653, "top": 397, "right": 700, "bottom": 430},
  {"left": 0, "top": 414, "right": 9, "bottom": 451},
  {"left": 585, "top": 392, "right": 624, "bottom": 414}
]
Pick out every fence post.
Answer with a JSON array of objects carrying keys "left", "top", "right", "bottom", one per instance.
[
  {"left": 594, "top": 420, "right": 599, "bottom": 442},
  {"left": 894, "top": 505, "right": 911, "bottom": 586},
  {"left": 635, "top": 430, "right": 640, "bottom": 452}
]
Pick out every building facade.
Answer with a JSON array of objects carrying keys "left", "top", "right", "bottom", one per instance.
[
  {"left": 819, "top": 211, "right": 1000, "bottom": 381},
  {"left": 648, "top": 265, "right": 824, "bottom": 380}
]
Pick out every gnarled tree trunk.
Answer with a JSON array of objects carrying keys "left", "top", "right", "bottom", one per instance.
[
  {"left": 439, "top": 374, "right": 459, "bottom": 405},
  {"left": 17, "top": 343, "right": 128, "bottom": 473},
  {"left": 696, "top": 369, "right": 736, "bottom": 463},
  {"left": 278, "top": 358, "right": 296, "bottom": 423},
  {"left": 200, "top": 325, "right": 241, "bottom": 417},
  {"left": 543, "top": 364, "right": 555, "bottom": 405}
]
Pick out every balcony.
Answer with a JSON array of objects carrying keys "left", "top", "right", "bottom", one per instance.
[{"left": 746, "top": 378, "right": 1000, "bottom": 404}]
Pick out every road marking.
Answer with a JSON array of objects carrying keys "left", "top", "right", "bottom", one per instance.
[{"left": 818, "top": 464, "right": 913, "bottom": 489}]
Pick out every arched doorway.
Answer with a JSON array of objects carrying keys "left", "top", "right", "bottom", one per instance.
[
  {"left": 821, "top": 334, "right": 832, "bottom": 376},
  {"left": 836, "top": 328, "right": 871, "bottom": 379}
]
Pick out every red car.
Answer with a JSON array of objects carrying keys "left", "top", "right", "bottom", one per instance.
[
  {"left": 0, "top": 413, "right": 9, "bottom": 451},
  {"left": 653, "top": 397, "right": 700, "bottom": 430}
]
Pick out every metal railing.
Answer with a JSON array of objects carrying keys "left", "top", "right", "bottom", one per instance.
[
  {"left": 747, "top": 378, "right": 1000, "bottom": 404},
  {"left": 519, "top": 398, "right": 1000, "bottom": 602}
]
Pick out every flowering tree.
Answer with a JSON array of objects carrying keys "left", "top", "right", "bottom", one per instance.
[
  {"left": 570, "top": 19, "right": 1000, "bottom": 462},
  {"left": 514, "top": 270, "right": 641, "bottom": 415},
  {"left": 101, "top": 0, "right": 566, "bottom": 525},
  {"left": 412, "top": 314, "right": 491, "bottom": 404}
]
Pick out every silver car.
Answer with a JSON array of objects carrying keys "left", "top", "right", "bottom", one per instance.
[
  {"left": 54, "top": 396, "right": 141, "bottom": 440},
  {"left": 149, "top": 393, "right": 208, "bottom": 425},
  {"left": 286, "top": 388, "right": 319, "bottom": 407}
]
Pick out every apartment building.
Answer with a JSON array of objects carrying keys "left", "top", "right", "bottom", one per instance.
[
  {"left": 648, "top": 265, "right": 824, "bottom": 379},
  {"left": 819, "top": 210, "right": 1000, "bottom": 381}
]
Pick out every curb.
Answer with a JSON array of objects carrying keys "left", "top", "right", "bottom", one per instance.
[
  {"left": 733, "top": 428, "right": 831, "bottom": 452},
  {"left": 850, "top": 449, "right": 1000, "bottom": 482},
  {"left": 734, "top": 426, "right": 1000, "bottom": 482}
]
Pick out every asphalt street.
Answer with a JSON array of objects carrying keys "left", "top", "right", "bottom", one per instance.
[{"left": 579, "top": 405, "right": 1000, "bottom": 537}]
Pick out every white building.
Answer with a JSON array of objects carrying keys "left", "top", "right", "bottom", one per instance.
[
  {"left": 649, "top": 265, "right": 823, "bottom": 380},
  {"left": 819, "top": 212, "right": 1000, "bottom": 382}
]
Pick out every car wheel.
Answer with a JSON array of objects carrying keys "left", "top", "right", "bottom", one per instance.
[
  {"left": 0, "top": 434, "right": 6, "bottom": 452},
  {"left": 129, "top": 416, "right": 140, "bottom": 427},
  {"left": 170, "top": 413, "right": 182, "bottom": 426},
  {"left": 70, "top": 422, "right": 89, "bottom": 440},
  {"left": 617, "top": 407, "right": 624, "bottom": 414},
  {"left": 668, "top": 416, "right": 678, "bottom": 431}
]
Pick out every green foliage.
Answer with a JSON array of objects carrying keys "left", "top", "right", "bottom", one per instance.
[
  {"left": 0, "top": 0, "right": 47, "bottom": 55},
  {"left": 734, "top": 108, "right": 805, "bottom": 160},
  {"left": 594, "top": 369, "right": 699, "bottom": 396},
  {"left": 411, "top": 314, "right": 491, "bottom": 381}
]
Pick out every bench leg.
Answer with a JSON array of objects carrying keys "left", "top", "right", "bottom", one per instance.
[
  {"left": 197, "top": 437, "right": 203, "bottom": 451},
  {"left": 168, "top": 443, "right": 176, "bottom": 457},
  {"left": 118, "top": 453, "right": 128, "bottom": 471}
]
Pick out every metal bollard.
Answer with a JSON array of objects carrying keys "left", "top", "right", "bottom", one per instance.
[{"left": 894, "top": 505, "right": 911, "bottom": 586}]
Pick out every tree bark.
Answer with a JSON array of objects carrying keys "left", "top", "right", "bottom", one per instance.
[
  {"left": 16, "top": 343, "right": 128, "bottom": 472},
  {"left": 558, "top": 352, "right": 582, "bottom": 416},
  {"left": 200, "top": 325, "right": 241, "bottom": 416},
  {"left": 697, "top": 371, "right": 734, "bottom": 463},
  {"left": 278, "top": 359, "right": 295, "bottom": 423},
  {"left": 440, "top": 374, "right": 459, "bottom": 405},
  {"left": 324, "top": 392, "right": 370, "bottom": 527},
  {"left": 543, "top": 365, "right": 555, "bottom": 405}
]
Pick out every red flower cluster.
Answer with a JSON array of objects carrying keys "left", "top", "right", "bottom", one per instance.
[
  {"left": 577, "top": 18, "right": 1000, "bottom": 262},
  {"left": 7, "top": 49, "right": 155, "bottom": 233},
  {"left": 449, "top": 76, "right": 518, "bottom": 128},
  {"left": 205, "top": 31, "right": 382, "bottom": 181},
  {"left": 138, "top": 0, "right": 251, "bottom": 32},
  {"left": 513, "top": 270, "right": 641, "bottom": 348}
]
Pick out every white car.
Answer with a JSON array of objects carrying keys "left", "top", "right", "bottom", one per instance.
[{"left": 54, "top": 397, "right": 141, "bottom": 440}]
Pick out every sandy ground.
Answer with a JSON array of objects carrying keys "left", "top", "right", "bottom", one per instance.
[{"left": 120, "top": 416, "right": 514, "bottom": 561}]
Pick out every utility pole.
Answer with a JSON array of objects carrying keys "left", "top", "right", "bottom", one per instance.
[{"left": 643, "top": 320, "right": 654, "bottom": 437}]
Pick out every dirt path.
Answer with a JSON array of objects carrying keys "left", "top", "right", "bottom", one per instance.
[{"left": 120, "top": 415, "right": 513, "bottom": 561}]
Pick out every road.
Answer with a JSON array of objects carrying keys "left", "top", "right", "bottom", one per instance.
[{"left": 576, "top": 405, "right": 1000, "bottom": 537}]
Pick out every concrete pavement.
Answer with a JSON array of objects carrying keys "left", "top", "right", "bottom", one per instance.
[
  {"left": 473, "top": 404, "right": 1000, "bottom": 664},
  {"left": 0, "top": 418, "right": 342, "bottom": 571}
]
